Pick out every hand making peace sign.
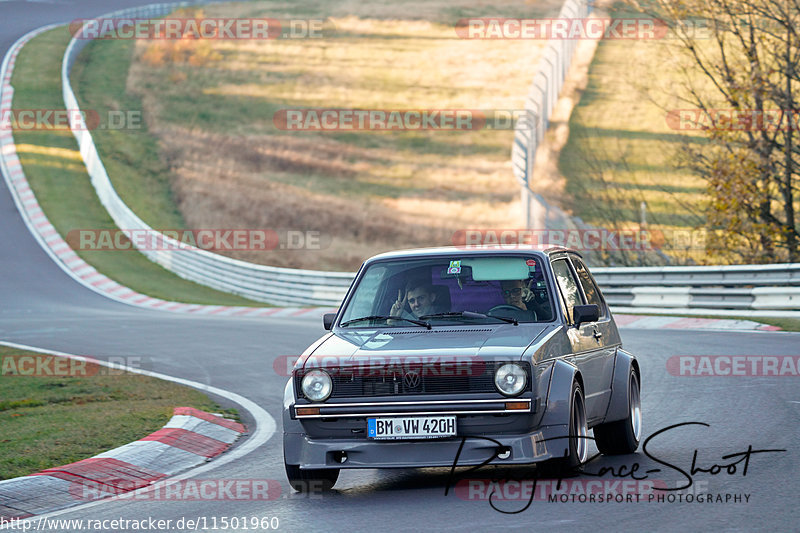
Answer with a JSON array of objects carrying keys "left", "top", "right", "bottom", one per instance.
[{"left": 390, "top": 289, "right": 406, "bottom": 316}]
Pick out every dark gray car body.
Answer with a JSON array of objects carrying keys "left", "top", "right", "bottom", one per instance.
[{"left": 283, "top": 246, "right": 639, "bottom": 469}]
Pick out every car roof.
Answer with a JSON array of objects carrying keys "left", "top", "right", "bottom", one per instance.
[{"left": 364, "top": 245, "right": 580, "bottom": 263}]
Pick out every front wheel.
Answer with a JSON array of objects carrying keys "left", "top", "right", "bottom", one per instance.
[
  {"left": 566, "top": 380, "right": 590, "bottom": 468},
  {"left": 540, "top": 380, "right": 589, "bottom": 474},
  {"left": 285, "top": 461, "right": 339, "bottom": 492},
  {"left": 594, "top": 369, "right": 641, "bottom": 455}
]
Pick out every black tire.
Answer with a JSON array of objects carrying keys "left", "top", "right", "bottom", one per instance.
[
  {"left": 594, "top": 369, "right": 641, "bottom": 455},
  {"left": 540, "top": 380, "right": 589, "bottom": 474},
  {"left": 285, "top": 462, "right": 340, "bottom": 492}
]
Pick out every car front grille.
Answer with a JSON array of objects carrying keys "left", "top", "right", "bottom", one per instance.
[{"left": 295, "top": 362, "right": 531, "bottom": 399}]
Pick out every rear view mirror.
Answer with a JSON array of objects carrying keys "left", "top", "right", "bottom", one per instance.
[
  {"left": 573, "top": 304, "right": 599, "bottom": 327},
  {"left": 323, "top": 313, "right": 336, "bottom": 330}
]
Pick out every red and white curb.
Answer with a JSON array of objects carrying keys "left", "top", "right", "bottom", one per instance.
[{"left": 0, "top": 407, "right": 247, "bottom": 519}]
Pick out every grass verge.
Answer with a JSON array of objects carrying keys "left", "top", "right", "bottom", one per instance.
[
  {"left": 558, "top": 6, "right": 710, "bottom": 265},
  {"left": 0, "top": 345, "right": 237, "bottom": 480},
  {"left": 10, "top": 28, "right": 267, "bottom": 306},
  {"left": 616, "top": 312, "right": 799, "bottom": 332}
]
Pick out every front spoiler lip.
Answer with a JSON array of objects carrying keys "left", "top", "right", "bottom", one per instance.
[
  {"left": 292, "top": 398, "right": 532, "bottom": 418},
  {"left": 284, "top": 424, "right": 569, "bottom": 469}
]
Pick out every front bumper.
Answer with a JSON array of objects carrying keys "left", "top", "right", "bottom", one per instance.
[{"left": 283, "top": 423, "right": 569, "bottom": 469}]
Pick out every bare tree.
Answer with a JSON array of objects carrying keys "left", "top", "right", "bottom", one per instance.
[{"left": 630, "top": 0, "right": 800, "bottom": 262}]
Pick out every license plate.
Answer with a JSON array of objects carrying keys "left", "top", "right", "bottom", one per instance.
[{"left": 367, "top": 416, "right": 456, "bottom": 440}]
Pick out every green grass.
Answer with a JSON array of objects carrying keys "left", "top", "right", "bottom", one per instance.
[
  {"left": 10, "top": 28, "right": 267, "bottom": 306},
  {"left": 0, "top": 345, "right": 237, "bottom": 480},
  {"left": 755, "top": 317, "right": 800, "bottom": 332},
  {"left": 558, "top": 15, "right": 711, "bottom": 264},
  {"left": 71, "top": 38, "right": 184, "bottom": 230}
]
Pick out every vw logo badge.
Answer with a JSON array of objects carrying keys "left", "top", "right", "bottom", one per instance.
[{"left": 403, "top": 370, "right": 421, "bottom": 389}]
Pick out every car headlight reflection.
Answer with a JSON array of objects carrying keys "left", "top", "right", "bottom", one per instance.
[
  {"left": 494, "top": 363, "right": 527, "bottom": 396},
  {"left": 301, "top": 369, "right": 332, "bottom": 402}
]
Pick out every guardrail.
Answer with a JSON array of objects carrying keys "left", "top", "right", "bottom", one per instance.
[
  {"left": 62, "top": 2, "right": 353, "bottom": 307},
  {"left": 593, "top": 264, "right": 800, "bottom": 311}
]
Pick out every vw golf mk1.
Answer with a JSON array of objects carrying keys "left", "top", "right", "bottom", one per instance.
[{"left": 283, "top": 246, "right": 642, "bottom": 490}]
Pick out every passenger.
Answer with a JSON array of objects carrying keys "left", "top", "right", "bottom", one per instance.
[
  {"left": 499, "top": 279, "right": 551, "bottom": 321},
  {"left": 500, "top": 279, "right": 530, "bottom": 311},
  {"left": 390, "top": 279, "right": 443, "bottom": 319}
]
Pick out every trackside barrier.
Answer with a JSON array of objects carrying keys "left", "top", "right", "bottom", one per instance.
[
  {"left": 62, "top": 2, "right": 353, "bottom": 306},
  {"left": 511, "top": 0, "right": 590, "bottom": 232},
  {"left": 593, "top": 264, "right": 800, "bottom": 310}
]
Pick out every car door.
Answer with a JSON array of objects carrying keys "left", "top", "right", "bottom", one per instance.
[
  {"left": 570, "top": 255, "right": 617, "bottom": 420},
  {"left": 550, "top": 257, "right": 608, "bottom": 422}
]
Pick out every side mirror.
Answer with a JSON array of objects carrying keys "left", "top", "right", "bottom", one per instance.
[
  {"left": 323, "top": 313, "right": 336, "bottom": 330},
  {"left": 572, "top": 304, "right": 599, "bottom": 327}
]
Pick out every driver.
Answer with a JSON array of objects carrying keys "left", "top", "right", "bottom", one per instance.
[{"left": 390, "top": 279, "right": 442, "bottom": 319}]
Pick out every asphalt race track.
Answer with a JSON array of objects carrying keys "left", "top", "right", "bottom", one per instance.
[{"left": 1, "top": 2, "right": 799, "bottom": 531}]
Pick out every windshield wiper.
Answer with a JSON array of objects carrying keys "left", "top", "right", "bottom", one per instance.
[
  {"left": 340, "top": 315, "right": 431, "bottom": 329},
  {"left": 419, "top": 311, "right": 518, "bottom": 326}
]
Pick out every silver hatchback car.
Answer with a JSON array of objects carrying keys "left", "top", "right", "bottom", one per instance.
[{"left": 283, "top": 246, "right": 641, "bottom": 490}]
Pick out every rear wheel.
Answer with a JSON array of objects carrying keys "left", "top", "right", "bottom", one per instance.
[
  {"left": 594, "top": 369, "right": 641, "bottom": 455},
  {"left": 284, "top": 461, "right": 339, "bottom": 492}
]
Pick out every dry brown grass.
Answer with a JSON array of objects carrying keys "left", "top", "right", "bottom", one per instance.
[
  {"left": 157, "top": 127, "right": 524, "bottom": 269},
  {"left": 122, "top": 0, "right": 563, "bottom": 270}
]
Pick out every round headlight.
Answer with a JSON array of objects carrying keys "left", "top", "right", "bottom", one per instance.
[
  {"left": 301, "top": 369, "right": 332, "bottom": 402},
  {"left": 494, "top": 363, "right": 527, "bottom": 396}
]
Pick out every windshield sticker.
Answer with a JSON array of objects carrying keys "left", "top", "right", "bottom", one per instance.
[{"left": 447, "top": 260, "right": 462, "bottom": 275}]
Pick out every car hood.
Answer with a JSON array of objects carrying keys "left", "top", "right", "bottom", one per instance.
[{"left": 303, "top": 324, "right": 554, "bottom": 369}]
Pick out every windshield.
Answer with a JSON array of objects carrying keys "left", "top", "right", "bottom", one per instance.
[{"left": 338, "top": 255, "right": 554, "bottom": 327}]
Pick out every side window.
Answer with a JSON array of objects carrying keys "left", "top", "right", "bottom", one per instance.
[
  {"left": 551, "top": 259, "right": 583, "bottom": 323},
  {"left": 572, "top": 258, "right": 606, "bottom": 318}
]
